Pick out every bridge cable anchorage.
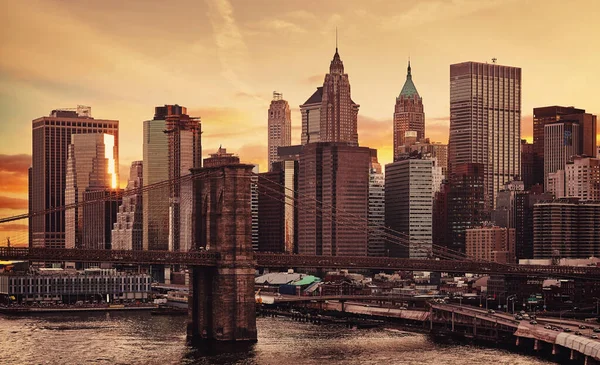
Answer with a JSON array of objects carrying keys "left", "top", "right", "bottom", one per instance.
[{"left": 253, "top": 172, "right": 490, "bottom": 263}]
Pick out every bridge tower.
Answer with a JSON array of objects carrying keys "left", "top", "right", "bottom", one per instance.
[{"left": 188, "top": 164, "right": 257, "bottom": 342}]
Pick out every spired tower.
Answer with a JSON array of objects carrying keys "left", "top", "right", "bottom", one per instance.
[
  {"left": 393, "top": 61, "right": 425, "bottom": 160},
  {"left": 319, "top": 45, "right": 359, "bottom": 146}
]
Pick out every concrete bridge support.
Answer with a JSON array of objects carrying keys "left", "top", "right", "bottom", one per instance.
[{"left": 188, "top": 164, "right": 257, "bottom": 342}]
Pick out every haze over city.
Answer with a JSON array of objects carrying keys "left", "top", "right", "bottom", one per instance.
[{"left": 2, "top": 0, "right": 600, "bottom": 242}]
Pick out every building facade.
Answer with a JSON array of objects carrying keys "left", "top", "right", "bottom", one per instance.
[
  {"left": 544, "top": 121, "right": 580, "bottom": 190},
  {"left": 257, "top": 160, "right": 298, "bottom": 253},
  {"left": 319, "top": 47, "right": 359, "bottom": 146},
  {"left": 300, "top": 88, "right": 323, "bottom": 145},
  {"left": 297, "top": 143, "right": 370, "bottom": 256},
  {"left": 203, "top": 147, "right": 240, "bottom": 167},
  {"left": 465, "top": 225, "right": 515, "bottom": 264},
  {"left": 143, "top": 105, "right": 201, "bottom": 252},
  {"left": 393, "top": 61, "right": 425, "bottom": 159},
  {"left": 447, "top": 163, "right": 487, "bottom": 256},
  {"left": 82, "top": 189, "right": 121, "bottom": 250},
  {"left": 521, "top": 139, "right": 535, "bottom": 190},
  {"left": 31, "top": 106, "right": 118, "bottom": 249},
  {"left": 268, "top": 92, "right": 292, "bottom": 171},
  {"left": 112, "top": 161, "right": 143, "bottom": 251},
  {"left": 385, "top": 157, "right": 433, "bottom": 258},
  {"left": 449, "top": 62, "right": 521, "bottom": 209},
  {"left": 65, "top": 133, "right": 119, "bottom": 249},
  {"left": 534, "top": 199, "right": 600, "bottom": 259},
  {"left": 368, "top": 150, "right": 385, "bottom": 257}
]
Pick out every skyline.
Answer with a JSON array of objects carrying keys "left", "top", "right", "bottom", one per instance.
[{"left": 2, "top": 0, "right": 600, "bottom": 240}]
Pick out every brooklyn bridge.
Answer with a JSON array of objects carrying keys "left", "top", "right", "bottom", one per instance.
[{"left": 1, "top": 164, "right": 599, "bottom": 342}]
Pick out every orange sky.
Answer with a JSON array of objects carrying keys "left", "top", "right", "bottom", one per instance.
[{"left": 1, "top": 0, "right": 599, "bottom": 242}]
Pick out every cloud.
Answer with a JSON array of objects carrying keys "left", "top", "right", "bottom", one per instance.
[
  {"left": 205, "top": 0, "right": 257, "bottom": 99},
  {"left": 305, "top": 74, "right": 323, "bottom": 85},
  {"left": 245, "top": 19, "right": 307, "bottom": 35},
  {"left": 0, "top": 196, "right": 28, "bottom": 210},
  {"left": 0, "top": 223, "right": 27, "bottom": 232},
  {"left": 0, "top": 154, "right": 30, "bottom": 194},
  {"left": 358, "top": 115, "right": 393, "bottom": 148},
  {"left": 236, "top": 144, "right": 267, "bottom": 170},
  {"left": 377, "top": 0, "right": 513, "bottom": 30}
]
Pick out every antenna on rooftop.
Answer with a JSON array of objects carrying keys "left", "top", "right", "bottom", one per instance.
[{"left": 492, "top": 58, "right": 497, "bottom": 64}]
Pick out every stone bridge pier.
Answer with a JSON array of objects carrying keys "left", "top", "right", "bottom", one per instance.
[{"left": 187, "top": 164, "right": 257, "bottom": 342}]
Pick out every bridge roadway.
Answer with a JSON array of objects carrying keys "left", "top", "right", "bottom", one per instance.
[
  {"left": 432, "top": 303, "right": 600, "bottom": 361},
  {"left": 1, "top": 248, "right": 600, "bottom": 278},
  {"left": 259, "top": 294, "right": 428, "bottom": 304}
]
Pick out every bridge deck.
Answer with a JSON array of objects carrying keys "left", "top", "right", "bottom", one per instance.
[{"left": 1, "top": 248, "right": 599, "bottom": 278}]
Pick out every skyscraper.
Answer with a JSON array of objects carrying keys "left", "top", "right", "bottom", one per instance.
[
  {"left": 297, "top": 143, "right": 370, "bottom": 256},
  {"left": 368, "top": 150, "right": 385, "bottom": 257},
  {"left": 112, "top": 161, "right": 143, "bottom": 251},
  {"left": 449, "top": 61, "right": 521, "bottom": 209},
  {"left": 447, "top": 163, "right": 487, "bottom": 255},
  {"left": 385, "top": 156, "right": 433, "bottom": 258},
  {"left": 393, "top": 61, "right": 425, "bottom": 159},
  {"left": 164, "top": 106, "right": 202, "bottom": 252},
  {"left": 319, "top": 47, "right": 359, "bottom": 145},
  {"left": 300, "top": 87, "right": 323, "bottom": 145},
  {"left": 65, "top": 133, "right": 119, "bottom": 249},
  {"left": 143, "top": 105, "right": 201, "bottom": 252},
  {"left": 31, "top": 106, "right": 118, "bottom": 249},
  {"left": 82, "top": 189, "right": 121, "bottom": 250},
  {"left": 532, "top": 106, "right": 596, "bottom": 187},
  {"left": 267, "top": 92, "right": 291, "bottom": 171},
  {"left": 465, "top": 225, "right": 515, "bottom": 264},
  {"left": 544, "top": 121, "right": 580, "bottom": 190},
  {"left": 521, "top": 139, "right": 535, "bottom": 190}
]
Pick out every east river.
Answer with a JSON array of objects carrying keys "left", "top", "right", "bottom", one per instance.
[{"left": 0, "top": 312, "right": 555, "bottom": 364}]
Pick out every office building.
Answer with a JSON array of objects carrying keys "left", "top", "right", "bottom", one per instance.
[
  {"left": 521, "top": 139, "right": 535, "bottom": 190},
  {"left": 544, "top": 121, "right": 580, "bottom": 190},
  {"left": 447, "top": 163, "right": 486, "bottom": 256},
  {"left": 533, "top": 106, "right": 596, "bottom": 188},
  {"left": 258, "top": 160, "right": 298, "bottom": 253},
  {"left": 268, "top": 92, "right": 291, "bottom": 171},
  {"left": 300, "top": 87, "right": 323, "bottom": 145},
  {"left": 112, "top": 161, "right": 143, "bottom": 251},
  {"left": 534, "top": 199, "right": 600, "bottom": 259},
  {"left": 397, "top": 138, "right": 448, "bottom": 176},
  {"left": 319, "top": 46, "right": 359, "bottom": 145},
  {"left": 368, "top": 150, "right": 385, "bottom": 257},
  {"left": 393, "top": 61, "right": 425, "bottom": 159},
  {"left": 514, "top": 190, "right": 552, "bottom": 259},
  {"left": 385, "top": 156, "right": 433, "bottom": 258},
  {"left": 465, "top": 225, "right": 515, "bottom": 264},
  {"left": 203, "top": 146, "right": 240, "bottom": 167},
  {"left": 143, "top": 105, "right": 201, "bottom": 252},
  {"left": 449, "top": 62, "right": 521, "bottom": 209},
  {"left": 548, "top": 156, "right": 600, "bottom": 201},
  {"left": 65, "top": 133, "right": 119, "bottom": 249},
  {"left": 297, "top": 143, "right": 370, "bottom": 256},
  {"left": 82, "top": 189, "right": 121, "bottom": 250},
  {"left": 31, "top": 106, "right": 118, "bottom": 248}
]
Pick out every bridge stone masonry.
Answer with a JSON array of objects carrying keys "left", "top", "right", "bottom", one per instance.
[{"left": 188, "top": 164, "right": 257, "bottom": 342}]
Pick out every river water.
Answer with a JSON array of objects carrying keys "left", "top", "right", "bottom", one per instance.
[{"left": 0, "top": 311, "right": 554, "bottom": 364}]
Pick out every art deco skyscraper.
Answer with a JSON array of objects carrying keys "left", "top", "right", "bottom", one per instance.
[
  {"left": 449, "top": 61, "right": 521, "bottom": 209},
  {"left": 31, "top": 106, "right": 118, "bottom": 248},
  {"left": 319, "top": 47, "right": 359, "bottom": 145},
  {"left": 65, "top": 133, "right": 119, "bottom": 249},
  {"left": 267, "top": 92, "right": 291, "bottom": 171},
  {"left": 393, "top": 61, "right": 425, "bottom": 159}
]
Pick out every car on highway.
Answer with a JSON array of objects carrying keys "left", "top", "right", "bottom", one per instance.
[
  {"left": 488, "top": 309, "right": 495, "bottom": 314},
  {"left": 579, "top": 325, "right": 587, "bottom": 329},
  {"left": 564, "top": 328, "right": 572, "bottom": 332},
  {"left": 530, "top": 320, "right": 538, "bottom": 325},
  {"left": 544, "top": 325, "right": 552, "bottom": 330},
  {"left": 592, "top": 335, "right": 599, "bottom": 340},
  {"left": 594, "top": 328, "right": 600, "bottom": 333},
  {"left": 575, "top": 331, "right": 583, "bottom": 336}
]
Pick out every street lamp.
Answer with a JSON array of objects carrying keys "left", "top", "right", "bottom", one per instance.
[{"left": 506, "top": 294, "right": 517, "bottom": 314}]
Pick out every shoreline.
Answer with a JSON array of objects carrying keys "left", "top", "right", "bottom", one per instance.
[{"left": 0, "top": 306, "right": 156, "bottom": 314}]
